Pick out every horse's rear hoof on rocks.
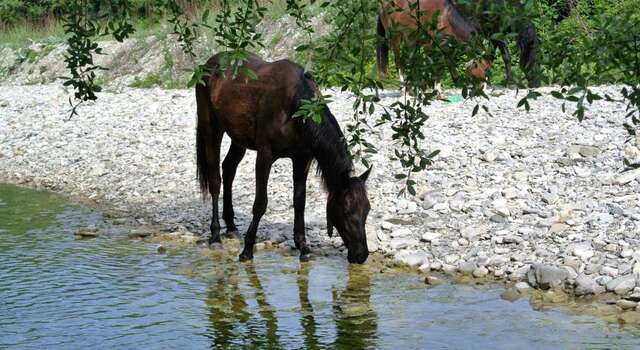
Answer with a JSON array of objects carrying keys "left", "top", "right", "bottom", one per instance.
[{"left": 239, "top": 250, "right": 253, "bottom": 262}]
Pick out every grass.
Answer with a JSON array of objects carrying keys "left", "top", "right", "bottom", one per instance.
[
  {"left": 0, "top": 22, "right": 66, "bottom": 48},
  {"left": 128, "top": 73, "right": 163, "bottom": 88}
]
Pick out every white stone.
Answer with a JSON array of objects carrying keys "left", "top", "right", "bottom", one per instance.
[
  {"left": 391, "top": 227, "right": 411, "bottom": 238},
  {"left": 421, "top": 231, "right": 441, "bottom": 242}
]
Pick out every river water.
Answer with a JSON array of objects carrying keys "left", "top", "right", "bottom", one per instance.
[{"left": 2, "top": 183, "right": 640, "bottom": 349}]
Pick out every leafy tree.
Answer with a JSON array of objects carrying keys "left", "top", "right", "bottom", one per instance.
[{"left": 47, "top": 0, "right": 640, "bottom": 187}]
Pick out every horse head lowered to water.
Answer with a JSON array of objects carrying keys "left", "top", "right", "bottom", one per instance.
[{"left": 195, "top": 52, "right": 371, "bottom": 263}]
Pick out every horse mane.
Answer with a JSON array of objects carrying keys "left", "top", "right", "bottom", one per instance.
[
  {"left": 444, "top": 0, "right": 479, "bottom": 40},
  {"left": 293, "top": 72, "right": 353, "bottom": 194}
]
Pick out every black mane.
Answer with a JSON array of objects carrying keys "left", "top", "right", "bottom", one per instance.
[
  {"left": 294, "top": 73, "right": 353, "bottom": 194},
  {"left": 445, "top": 0, "right": 479, "bottom": 40}
]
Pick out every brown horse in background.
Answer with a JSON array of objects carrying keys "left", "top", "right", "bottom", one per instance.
[
  {"left": 195, "top": 53, "right": 371, "bottom": 264},
  {"left": 453, "top": 0, "right": 539, "bottom": 87},
  {"left": 376, "top": 0, "right": 492, "bottom": 84}
]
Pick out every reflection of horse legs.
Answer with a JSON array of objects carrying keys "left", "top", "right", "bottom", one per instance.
[
  {"left": 297, "top": 264, "right": 319, "bottom": 349},
  {"left": 222, "top": 142, "right": 246, "bottom": 237},
  {"left": 493, "top": 39, "right": 513, "bottom": 85},
  {"left": 206, "top": 263, "right": 249, "bottom": 347},
  {"left": 244, "top": 263, "right": 280, "bottom": 347},
  {"left": 239, "top": 151, "right": 272, "bottom": 261},
  {"left": 333, "top": 266, "right": 378, "bottom": 348},
  {"left": 293, "top": 156, "right": 312, "bottom": 261}
]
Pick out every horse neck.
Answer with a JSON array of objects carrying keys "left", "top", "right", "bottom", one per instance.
[
  {"left": 304, "top": 109, "right": 353, "bottom": 195},
  {"left": 443, "top": 0, "right": 478, "bottom": 41}
]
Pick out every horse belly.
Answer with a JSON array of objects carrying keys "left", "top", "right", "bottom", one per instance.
[{"left": 220, "top": 115, "right": 258, "bottom": 150}]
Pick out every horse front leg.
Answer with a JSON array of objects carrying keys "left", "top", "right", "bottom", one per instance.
[
  {"left": 239, "top": 151, "right": 273, "bottom": 262},
  {"left": 494, "top": 40, "right": 513, "bottom": 85},
  {"left": 292, "top": 156, "right": 312, "bottom": 261},
  {"left": 222, "top": 143, "right": 246, "bottom": 237}
]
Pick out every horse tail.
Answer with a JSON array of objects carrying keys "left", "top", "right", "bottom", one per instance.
[
  {"left": 517, "top": 22, "right": 539, "bottom": 87},
  {"left": 376, "top": 14, "right": 389, "bottom": 77},
  {"left": 196, "top": 73, "right": 214, "bottom": 196}
]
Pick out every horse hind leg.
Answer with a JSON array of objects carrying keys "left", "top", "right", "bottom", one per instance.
[
  {"left": 206, "top": 129, "right": 224, "bottom": 246},
  {"left": 222, "top": 142, "right": 246, "bottom": 237},
  {"left": 494, "top": 40, "right": 513, "bottom": 85},
  {"left": 196, "top": 82, "right": 224, "bottom": 247}
]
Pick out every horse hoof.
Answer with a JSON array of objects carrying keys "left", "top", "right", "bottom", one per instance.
[
  {"left": 239, "top": 251, "right": 253, "bottom": 262},
  {"left": 299, "top": 247, "right": 312, "bottom": 262},
  {"left": 225, "top": 229, "right": 239, "bottom": 238},
  {"left": 299, "top": 253, "right": 312, "bottom": 262}
]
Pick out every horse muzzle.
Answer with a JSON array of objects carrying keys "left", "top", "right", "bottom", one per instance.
[{"left": 347, "top": 246, "right": 369, "bottom": 264}]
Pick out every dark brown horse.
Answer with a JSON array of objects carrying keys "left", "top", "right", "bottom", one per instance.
[
  {"left": 453, "top": 0, "right": 539, "bottom": 87},
  {"left": 376, "top": 0, "right": 492, "bottom": 84},
  {"left": 196, "top": 53, "right": 371, "bottom": 264}
]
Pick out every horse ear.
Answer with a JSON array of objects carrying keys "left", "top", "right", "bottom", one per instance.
[{"left": 359, "top": 166, "right": 372, "bottom": 182}]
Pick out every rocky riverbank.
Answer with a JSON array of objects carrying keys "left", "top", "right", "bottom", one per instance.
[{"left": 2, "top": 83, "right": 640, "bottom": 314}]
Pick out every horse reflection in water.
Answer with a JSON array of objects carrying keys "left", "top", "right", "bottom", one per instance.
[
  {"left": 204, "top": 255, "right": 378, "bottom": 349},
  {"left": 205, "top": 261, "right": 280, "bottom": 349},
  {"left": 296, "top": 264, "right": 320, "bottom": 350},
  {"left": 332, "top": 265, "right": 378, "bottom": 349}
]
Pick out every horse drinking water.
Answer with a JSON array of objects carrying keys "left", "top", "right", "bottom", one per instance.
[{"left": 196, "top": 53, "right": 371, "bottom": 264}]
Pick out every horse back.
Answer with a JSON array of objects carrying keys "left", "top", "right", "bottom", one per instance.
[
  {"left": 380, "top": 0, "right": 476, "bottom": 42},
  {"left": 203, "top": 53, "right": 313, "bottom": 156}
]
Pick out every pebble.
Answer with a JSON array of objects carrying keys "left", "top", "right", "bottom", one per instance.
[
  {"left": 389, "top": 237, "right": 417, "bottom": 250},
  {"left": 394, "top": 250, "right": 429, "bottom": 267},
  {"left": 515, "top": 281, "right": 531, "bottom": 292},
  {"left": 420, "top": 231, "right": 441, "bottom": 242},
  {"left": 575, "top": 275, "right": 603, "bottom": 296},
  {"left": 424, "top": 275, "right": 443, "bottom": 286},
  {"left": 572, "top": 244, "right": 595, "bottom": 261},
  {"left": 501, "top": 288, "right": 521, "bottom": 302},
  {"left": 472, "top": 266, "right": 489, "bottom": 278},
  {"left": 614, "top": 169, "right": 640, "bottom": 185},
  {"left": 606, "top": 275, "right": 637, "bottom": 295},
  {"left": 548, "top": 223, "right": 569, "bottom": 234},
  {"left": 458, "top": 261, "right": 476, "bottom": 275},
  {"left": 391, "top": 227, "right": 412, "bottom": 238},
  {"left": 75, "top": 227, "right": 100, "bottom": 238},
  {"left": 617, "top": 299, "right": 638, "bottom": 310},
  {"left": 128, "top": 229, "right": 152, "bottom": 239},
  {"left": 542, "top": 192, "right": 559, "bottom": 205}
]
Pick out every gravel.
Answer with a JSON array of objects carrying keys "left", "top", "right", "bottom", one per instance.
[{"left": 2, "top": 83, "right": 640, "bottom": 301}]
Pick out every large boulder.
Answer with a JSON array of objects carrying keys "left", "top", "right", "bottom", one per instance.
[{"left": 527, "top": 263, "right": 569, "bottom": 290}]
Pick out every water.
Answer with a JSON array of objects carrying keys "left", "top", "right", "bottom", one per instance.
[{"left": 2, "top": 183, "right": 640, "bottom": 349}]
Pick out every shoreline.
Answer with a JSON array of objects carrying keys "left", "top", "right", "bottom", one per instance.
[{"left": 2, "top": 83, "right": 640, "bottom": 318}]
